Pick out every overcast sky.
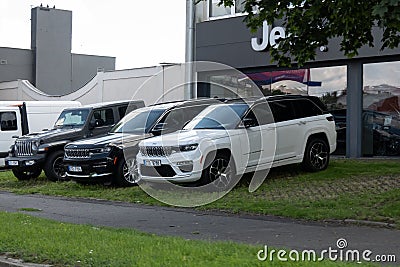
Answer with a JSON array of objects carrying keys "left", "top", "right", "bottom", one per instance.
[{"left": 0, "top": 0, "right": 186, "bottom": 70}]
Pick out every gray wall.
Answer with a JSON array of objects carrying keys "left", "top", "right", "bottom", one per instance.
[
  {"left": 0, "top": 47, "right": 33, "bottom": 82},
  {"left": 0, "top": 6, "right": 116, "bottom": 96},
  {"left": 196, "top": 16, "right": 400, "bottom": 69},
  {"left": 72, "top": 54, "right": 115, "bottom": 92},
  {"left": 31, "top": 6, "right": 73, "bottom": 95}
]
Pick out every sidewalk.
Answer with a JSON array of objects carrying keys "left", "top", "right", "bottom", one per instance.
[{"left": 0, "top": 191, "right": 399, "bottom": 262}]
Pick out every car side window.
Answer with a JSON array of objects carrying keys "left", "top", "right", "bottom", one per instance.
[
  {"left": 118, "top": 106, "right": 128, "bottom": 119},
  {"left": 291, "top": 99, "right": 323, "bottom": 119},
  {"left": 182, "top": 104, "right": 211, "bottom": 123},
  {"left": 0, "top": 112, "right": 17, "bottom": 131},
  {"left": 245, "top": 103, "right": 274, "bottom": 126},
  {"left": 269, "top": 100, "right": 296, "bottom": 123},
  {"left": 158, "top": 104, "right": 210, "bottom": 133},
  {"left": 90, "top": 108, "right": 114, "bottom": 127}
]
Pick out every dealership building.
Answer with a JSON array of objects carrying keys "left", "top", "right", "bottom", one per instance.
[
  {"left": 0, "top": 6, "right": 115, "bottom": 95},
  {"left": 193, "top": 1, "right": 400, "bottom": 158}
]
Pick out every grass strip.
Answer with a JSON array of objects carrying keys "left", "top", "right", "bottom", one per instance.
[
  {"left": 0, "top": 212, "right": 371, "bottom": 266},
  {"left": 0, "top": 159, "right": 399, "bottom": 225}
]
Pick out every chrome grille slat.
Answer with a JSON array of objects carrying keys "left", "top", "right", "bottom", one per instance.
[
  {"left": 15, "top": 141, "right": 33, "bottom": 157},
  {"left": 65, "top": 148, "right": 90, "bottom": 159},
  {"left": 140, "top": 146, "right": 171, "bottom": 157}
]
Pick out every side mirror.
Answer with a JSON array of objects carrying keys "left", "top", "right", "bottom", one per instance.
[
  {"left": 242, "top": 117, "right": 256, "bottom": 128},
  {"left": 151, "top": 123, "right": 167, "bottom": 136},
  {"left": 89, "top": 121, "right": 96, "bottom": 130}
]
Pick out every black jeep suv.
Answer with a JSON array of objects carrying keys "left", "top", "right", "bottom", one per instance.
[
  {"left": 63, "top": 98, "right": 223, "bottom": 187},
  {"left": 6, "top": 100, "right": 144, "bottom": 181}
]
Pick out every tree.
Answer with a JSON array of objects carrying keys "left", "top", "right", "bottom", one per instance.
[{"left": 219, "top": 0, "right": 400, "bottom": 66}]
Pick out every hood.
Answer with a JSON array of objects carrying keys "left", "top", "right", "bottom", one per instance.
[
  {"left": 19, "top": 127, "right": 83, "bottom": 142},
  {"left": 140, "top": 129, "right": 230, "bottom": 147},
  {"left": 66, "top": 132, "right": 151, "bottom": 149}
]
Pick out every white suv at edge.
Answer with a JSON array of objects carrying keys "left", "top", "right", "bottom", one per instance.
[{"left": 137, "top": 95, "right": 337, "bottom": 186}]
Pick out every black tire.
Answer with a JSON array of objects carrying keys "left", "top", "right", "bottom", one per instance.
[
  {"left": 12, "top": 168, "right": 42, "bottom": 181},
  {"left": 114, "top": 157, "right": 139, "bottom": 187},
  {"left": 302, "top": 138, "right": 330, "bottom": 172},
  {"left": 43, "top": 150, "right": 68, "bottom": 182},
  {"left": 200, "top": 152, "right": 236, "bottom": 189}
]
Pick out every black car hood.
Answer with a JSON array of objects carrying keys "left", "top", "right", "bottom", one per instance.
[
  {"left": 19, "top": 127, "right": 83, "bottom": 142},
  {"left": 65, "top": 132, "right": 152, "bottom": 149}
]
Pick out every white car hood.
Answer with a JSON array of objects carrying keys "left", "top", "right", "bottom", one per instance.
[{"left": 140, "top": 129, "right": 230, "bottom": 147}]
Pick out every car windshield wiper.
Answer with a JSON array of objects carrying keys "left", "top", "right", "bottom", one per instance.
[{"left": 60, "top": 124, "right": 82, "bottom": 128}]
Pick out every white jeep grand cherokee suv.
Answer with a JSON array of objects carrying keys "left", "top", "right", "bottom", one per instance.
[{"left": 137, "top": 95, "right": 336, "bottom": 186}]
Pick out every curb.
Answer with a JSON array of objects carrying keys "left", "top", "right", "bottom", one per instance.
[
  {"left": 0, "top": 256, "right": 51, "bottom": 267},
  {"left": 323, "top": 219, "right": 396, "bottom": 228}
]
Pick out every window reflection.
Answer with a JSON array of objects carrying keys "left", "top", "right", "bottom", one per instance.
[
  {"left": 245, "top": 66, "right": 347, "bottom": 155},
  {"left": 210, "top": 0, "right": 231, "bottom": 17},
  {"left": 363, "top": 62, "right": 400, "bottom": 156}
]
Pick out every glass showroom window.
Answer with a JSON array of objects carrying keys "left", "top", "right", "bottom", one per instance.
[
  {"left": 363, "top": 61, "right": 400, "bottom": 157},
  {"left": 209, "top": 74, "right": 259, "bottom": 98},
  {"left": 246, "top": 66, "right": 347, "bottom": 155},
  {"left": 309, "top": 66, "right": 347, "bottom": 155}
]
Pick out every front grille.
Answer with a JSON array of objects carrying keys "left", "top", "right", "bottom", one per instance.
[
  {"left": 140, "top": 165, "right": 176, "bottom": 177},
  {"left": 65, "top": 148, "right": 90, "bottom": 159},
  {"left": 15, "top": 141, "right": 33, "bottom": 157},
  {"left": 140, "top": 146, "right": 172, "bottom": 157}
]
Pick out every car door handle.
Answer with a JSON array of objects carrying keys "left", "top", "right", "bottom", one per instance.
[{"left": 299, "top": 121, "right": 307, "bottom": 125}]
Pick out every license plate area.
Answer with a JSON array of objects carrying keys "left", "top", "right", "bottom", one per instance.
[
  {"left": 143, "top": 159, "right": 161, "bottom": 167},
  {"left": 8, "top": 161, "right": 19, "bottom": 166},
  {"left": 68, "top": 166, "right": 82, "bottom": 172}
]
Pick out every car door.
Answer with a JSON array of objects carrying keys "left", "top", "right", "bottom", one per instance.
[
  {"left": 290, "top": 99, "right": 326, "bottom": 155},
  {"left": 240, "top": 102, "right": 275, "bottom": 168},
  {"left": 89, "top": 107, "right": 115, "bottom": 137},
  {"left": 269, "top": 100, "right": 299, "bottom": 161},
  {"left": 0, "top": 111, "right": 20, "bottom": 162}
]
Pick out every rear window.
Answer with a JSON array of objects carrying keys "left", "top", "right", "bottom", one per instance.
[
  {"left": 291, "top": 99, "right": 323, "bottom": 119},
  {"left": 0, "top": 112, "right": 17, "bottom": 131}
]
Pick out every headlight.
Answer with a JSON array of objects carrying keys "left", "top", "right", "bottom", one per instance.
[
  {"left": 179, "top": 144, "right": 198, "bottom": 152},
  {"left": 31, "top": 141, "right": 40, "bottom": 151},
  {"left": 89, "top": 147, "right": 112, "bottom": 154},
  {"left": 100, "top": 147, "right": 112, "bottom": 153}
]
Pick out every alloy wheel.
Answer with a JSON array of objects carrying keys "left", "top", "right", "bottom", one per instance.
[
  {"left": 209, "top": 158, "right": 232, "bottom": 189},
  {"left": 309, "top": 142, "right": 328, "bottom": 170},
  {"left": 123, "top": 158, "right": 139, "bottom": 184},
  {"left": 53, "top": 156, "right": 67, "bottom": 179}
]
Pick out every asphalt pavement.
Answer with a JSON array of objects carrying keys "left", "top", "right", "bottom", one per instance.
[{"left": 0, "top": 191, "right": 399, "bottom": 263}]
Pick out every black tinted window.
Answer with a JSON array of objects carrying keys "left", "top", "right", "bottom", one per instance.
[
  {"left": 91, "top": 108, "right": 114, "bottom": 126},
  {"left": 292, "top": 99, "right": 323, "bottom": 119},
  {"left": 112, "top": 109, "right": 165, "bottom": 134},
  {"left": 269, "top": 100, "right": 295, "bottom": 123},
  {"left": 118, "top": 106, "right": 127, "bottom": 119},
  {"left": 0, "top": 112, "right": 17, "bottom": 131}
]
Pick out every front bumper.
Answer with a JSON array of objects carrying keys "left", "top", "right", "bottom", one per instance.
[
  {"left": 64, "top": 157, "right": 115, "bottom": 181},
  {"left": 137, "top": 150, "right": 203, "bottom": 183},
  {"left": 5, "top": 154, "right": 46, "bottom": 169}
]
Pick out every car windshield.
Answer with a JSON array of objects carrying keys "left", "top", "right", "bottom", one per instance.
[
  {"left": 185, "top": 104, "right": 249, "bottom": 130},
  {"left": 111, "top": 108, "right": 166, "bottom": 134},
  {"left": 54, "top": 108, "right": 90, "bottom": 128}
]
